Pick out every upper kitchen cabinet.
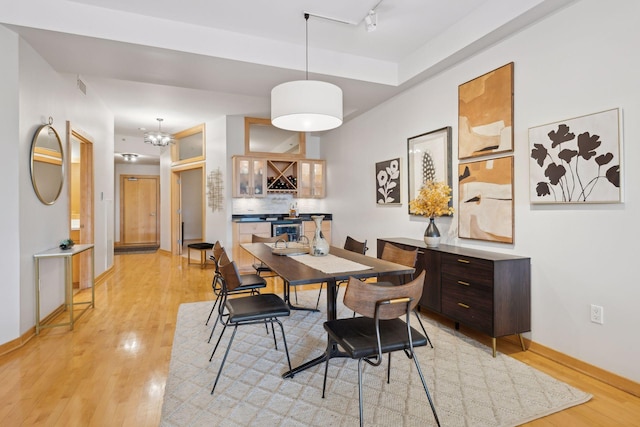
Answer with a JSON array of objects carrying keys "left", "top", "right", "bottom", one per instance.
[
  {"left": 233, "top": 157, "right": 267, "bottom": 197},
  {"left": 298, "top": 160, "right": 325, "bottom": 198}
]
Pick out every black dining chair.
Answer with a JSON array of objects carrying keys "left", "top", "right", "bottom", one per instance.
[
  {"left": 207, "top": 247, "right": 268, "bottom": 343},
  {"left": 209, "top": 258, "right": 292, "bottom": 395},
  {"left": 314, "top": 235, "right": 368, "bottom": 310},
  {"left": 321, "top": 271, "right": 439, "bottom": 427}
]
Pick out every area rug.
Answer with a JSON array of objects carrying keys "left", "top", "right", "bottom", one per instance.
[{"left": 161, "top": 291, "right": 591, "bottom": 426}]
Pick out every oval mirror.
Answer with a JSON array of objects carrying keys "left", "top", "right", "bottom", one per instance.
[{"left": 30, "top": 121, "right": 64, "bottom": 205}]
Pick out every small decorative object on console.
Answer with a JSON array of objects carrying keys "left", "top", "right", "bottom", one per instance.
[{"left": 59, "top": 238, "right": 75, "bottom": 250}]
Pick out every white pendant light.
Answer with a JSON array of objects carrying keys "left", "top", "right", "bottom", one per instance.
[{"left": 271, "top": 13, "right": 343, "bottom": 132}]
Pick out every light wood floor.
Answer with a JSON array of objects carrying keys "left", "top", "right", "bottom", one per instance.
[{"left": 0, "top": 252, "right": 638, "bottom": 426}]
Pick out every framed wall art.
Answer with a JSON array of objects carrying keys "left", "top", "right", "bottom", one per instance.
[
  {"left": 407, "top": 127, "right": 452, "bottom": 214},
  {"left": 529, "top": 108, "right": 622, "bottom": 204},
  {"left": 458, "top": 62, "right": 514, "bottom": 159},
  {"left": 458, "top": 156, "right": 514, "bottom": 243},
  {"left": 376, "top": 158, "right": 401, "bottom": 205}
]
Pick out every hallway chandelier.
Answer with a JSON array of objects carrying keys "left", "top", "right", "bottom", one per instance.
[
  {"left": 121, "top": 153, "right": 138, "bottom": 162},
  {"left": 271, "top": 13, "right": 343, "bottom": 132},
  {"left": 144, "top": 118, "right": 174, "bottom": 147}
]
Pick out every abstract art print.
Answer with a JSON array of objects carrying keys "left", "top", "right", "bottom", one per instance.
[
  {"left": 376, "top": 158, "right": 401, "bottom": 205},
  {"left": 529, "top": 108, "right": 622, "bottom": 204},
  {"left": 459, "top": 62, "right": 514, "bottom": 159},
  {"left": 407, "top": 127, "right": 452, "bottom": 215},
  {"left": 458, "top": 156, "right": 513, "bottom": 243}
]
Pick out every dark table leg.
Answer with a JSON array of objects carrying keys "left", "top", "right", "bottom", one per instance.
[{"left": 282, "top": 279, "right": 342, "bottom": 378}]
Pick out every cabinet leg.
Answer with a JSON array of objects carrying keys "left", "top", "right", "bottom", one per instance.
[
  {"left": 454, "top": 322, "right": 460, "bottom": 330},
  {"left": 518, "top": 333, "right": 526, "bottom": 351},
  {"left": 492, "top": 338, "right": 496, "bottom": 358}
]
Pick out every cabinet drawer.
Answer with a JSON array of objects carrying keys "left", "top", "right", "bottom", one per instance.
[
  {"left": 238, "top": 222, "right": 271, "bottom": 235},
  {"left": 442, "top": 281, "right": 493, "bottom": 334},
  {"left": 442, "top": 272, "right": 492, "bottom": 292},
  {"left": 441, "top": 254, "right": 493, "bottom": 285}
]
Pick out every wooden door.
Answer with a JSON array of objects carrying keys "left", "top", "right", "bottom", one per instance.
[{"left": 120, "top": 175, "right": 159, "bottom": 245}]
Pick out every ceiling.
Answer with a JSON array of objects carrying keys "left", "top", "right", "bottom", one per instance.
[{"left": 2, "top": 0, "right": 575, "bottom": 162}]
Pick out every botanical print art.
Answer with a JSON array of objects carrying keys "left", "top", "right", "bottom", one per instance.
[
  {"left": 458, "top": 156, "right": 513, "bottom": 243},
  {"left": 376, "top": 158, "right": 401, "bottom": 205},
  {"left": 529, "top": 108, "right": 622, "bottom": 204},
  {"left": 458, "top": 62, "right": 514, "bottom": 159}
]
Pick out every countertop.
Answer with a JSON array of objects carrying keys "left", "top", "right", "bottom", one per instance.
[{"left": 232, "top": 213, "right": 332, "bottom": 223}]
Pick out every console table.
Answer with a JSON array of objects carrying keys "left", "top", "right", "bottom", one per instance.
[
  {"left": 34, "top": 244, "right": 95, "bottom": 334},
  {"left": 378, "top": 238, "right": 531, "bottom": 357}
]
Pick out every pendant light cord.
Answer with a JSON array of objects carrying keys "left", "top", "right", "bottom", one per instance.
[{"left": 304, "top": 13, "right": 309, "bottom": 80}]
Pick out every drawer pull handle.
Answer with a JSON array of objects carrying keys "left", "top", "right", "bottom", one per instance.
[
  {"left": 457, "top": 258, "right": 470, "bottom": 264},
  {"left": 457, "top": 280, "right": 470, "bottom": 286},
  {"left": 458, "top": 302, "right": 470, "bottom": 309}
]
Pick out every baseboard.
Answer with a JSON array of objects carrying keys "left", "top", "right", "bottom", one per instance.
[
  {"left": 0, "top": 267, "right": 113, "bottom": 357},
  {"left": 503, "top": 335, "right": 640, "bottom": 398},
  {"left": 158, "top": 249, "right": 172, "bottom": 256}
]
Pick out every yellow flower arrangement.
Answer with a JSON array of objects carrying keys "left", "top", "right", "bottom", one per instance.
[{"left": 409, "top": 181, "right": 454, "bottom": 218}]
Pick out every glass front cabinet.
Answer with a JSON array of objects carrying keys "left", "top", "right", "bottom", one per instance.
[
  {"left": 233, "top": 157, "right": 267, "bottom": 197},
  {"left": 298, "top": 160, "right": 325, "bottom": 198}
]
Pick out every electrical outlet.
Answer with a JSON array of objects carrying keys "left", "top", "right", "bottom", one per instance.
[{"left": 590, "top": 304, "right": 604, "bottom": 324}]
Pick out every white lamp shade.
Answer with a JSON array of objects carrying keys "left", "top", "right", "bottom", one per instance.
[{"left": 271, "top": 80, "right": 343, "bottom": 132}]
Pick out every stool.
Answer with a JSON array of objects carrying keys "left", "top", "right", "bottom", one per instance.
[{"left": 187, "top": 243, "right": 214, "bottom": 268}]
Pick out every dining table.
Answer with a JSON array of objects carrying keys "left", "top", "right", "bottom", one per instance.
[{"left": 240, "top": 242, "right": 415, "bottom": 378}]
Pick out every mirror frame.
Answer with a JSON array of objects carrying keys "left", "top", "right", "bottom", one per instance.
[
  {"left": 244, "top": 117, "right": 305, "bottom": 158},
  {"left": 30, "top": 122, "right": 64, "bottom": 205}
]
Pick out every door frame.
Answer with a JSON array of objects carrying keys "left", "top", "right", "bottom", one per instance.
[
  {"left": 119, "top": 174, "right": 160, "bottom": 245},
  {"left": 171, "top": 163, "right": 205, "bottom": 255},
  {"left": 67, "top": 123, "right": 94, "bottom": 289}
]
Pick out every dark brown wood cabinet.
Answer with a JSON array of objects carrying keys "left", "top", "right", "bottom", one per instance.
[{"left": 377, "top": 238, "right": 531, "bottom": 356}]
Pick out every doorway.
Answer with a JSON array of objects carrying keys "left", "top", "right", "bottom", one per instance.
[
  {"left": 171, "top": 164, "right": 205, "bottom": 255},
  {"left": 68, "top": 124, "right": 94, "bottom": 289}
]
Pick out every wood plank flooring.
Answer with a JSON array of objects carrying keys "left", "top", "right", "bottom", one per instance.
[{"left": 0, "top": 252, "right": 638, "bottom": 426}]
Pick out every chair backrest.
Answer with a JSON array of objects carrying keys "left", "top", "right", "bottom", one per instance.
[
  {"left": 344, "top": 271, "right": 425, "bottom": 320},
  {"left": 380, "top": 243, "right": 418, "bottom": 268},
  {"left": 344, "top": 236, "right": 368, "bottom": 255},
  {"left": 213, "top": 241, "right": 224, "bottom": 260},
  {"left": 219, "top": 259, "right": 243, "bottom": 292},
  {"left": 252, "top": 233, "right": 288, "bottom": 243}
]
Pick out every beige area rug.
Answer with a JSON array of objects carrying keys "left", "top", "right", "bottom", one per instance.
[{"left": 161, "top": 290, "right": 591, "bottom": 426}]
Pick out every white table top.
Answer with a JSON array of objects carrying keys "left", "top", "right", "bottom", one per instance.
[{"left": 34, "top": 243, "right": 94, "bottom": 258}]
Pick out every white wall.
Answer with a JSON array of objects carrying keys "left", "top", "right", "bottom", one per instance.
[
  {"left": 322, "top": 0, "right": 639, "bottom": 382},
  {"left": 1, "top": 32, "right": 116, "bottom": 338},
  {"left": 0, "top": 27, "right": 21, "bottom": 344}
]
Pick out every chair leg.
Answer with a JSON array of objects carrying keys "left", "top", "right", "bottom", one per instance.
[
  {"left": 211, "top": 325, "right": 239, "bottom": 395},
  {"left": 209, "top": 323, "right": 228, "bottom": 362},
  {"left": 387, "top": 353, "right": 391, "bottom": 384},
  {"left": 357, "top": 358, "right": 364, "bottom": 427},
  {"left": 205, "top": 292, "right": 221, "bottom": 325},
  {"left": 273, "top": 318, "right": 292, "bottom": 372},
  {"left": 413, "top": 309, "right": 434, "bottom": 348},
  {"left": 412, "top": 354, "right": 440, "bottom": 427},
  {"left": 322, "top": 339, "right": 332, "bottom": 398},
  {"left": 270, "top": 319, "right": 278, "bottom": 350},
  {"left": 314, "top": 283, "right": 324, "bottom": 310}
]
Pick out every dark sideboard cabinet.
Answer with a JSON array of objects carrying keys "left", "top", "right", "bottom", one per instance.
[{"left": 377, "top": 238, "right": 531, "bottom": 357}]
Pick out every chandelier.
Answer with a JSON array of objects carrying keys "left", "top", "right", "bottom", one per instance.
[
  {"left": 144, "top": 118, "right": 174, "bottom": 147},
  {"left": 271, "top": 13, "right": 343, "bottom": 132}
]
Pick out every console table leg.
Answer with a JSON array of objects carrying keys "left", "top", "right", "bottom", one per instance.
[
  {"left": 492, "top": 338, "right": 497, "bottom": 358},
  {"left": 518, "top": 333, "right": 526, "bottom": 351}
]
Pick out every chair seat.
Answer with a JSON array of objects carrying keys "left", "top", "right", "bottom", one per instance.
[
  {"left": 187, "top": 242, "right": 214, "bottom": 250},
  {"left": 239, "top": 273, "right": 267, "bottom": 289},
  {"left": 226, "top": 293, "right": 290, "bottom": 323},
  {"left": 252, "top": 262, "right": 273, "bottom": 274},
  {"left": 324, "top": 317, "right": 427, "bottom": 359}
]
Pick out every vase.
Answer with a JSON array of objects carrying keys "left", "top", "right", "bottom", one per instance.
[
  {"left": 424, "top": 217, "right": 441, "bottom": 248},
  {"left": 311, "top": 215, "right": 330, "bottom": 256}
]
